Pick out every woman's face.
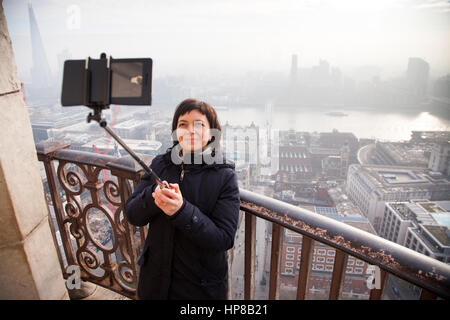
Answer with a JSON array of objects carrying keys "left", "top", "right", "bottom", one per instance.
[{"left": 176, "top": 110, "right": 211, "bottom": 153}]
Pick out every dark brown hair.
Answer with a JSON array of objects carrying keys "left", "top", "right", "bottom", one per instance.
[{"left": 171, "top": 98, "right": 221, "bottom": 147}]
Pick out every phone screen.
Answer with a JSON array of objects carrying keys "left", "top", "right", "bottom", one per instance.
[{"left": 111, "top": 62, "right": 144, "bottom": 98}]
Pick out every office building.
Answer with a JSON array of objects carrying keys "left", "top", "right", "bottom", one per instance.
[
  {"left": 346, "top": 164, "right": 450, "bottom": 232},
  {"left": 381, "top": 200, "right": 450, "bottom": 264},
  {"left": 290, "top": 54, "right": 298, "bottom": 87},
  {"left": 278, "top": 145, "right": 312, "bottom": 179},
  {"left": 406, "top": 57, "right": 430, "bottom": 103},
  {"left": 428, "top": 141, "right": 450, "bottom": 176}
]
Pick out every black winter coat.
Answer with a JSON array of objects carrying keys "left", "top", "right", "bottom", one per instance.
[{"left": 124, "top": 148, "right": 240, "bottom": 300}]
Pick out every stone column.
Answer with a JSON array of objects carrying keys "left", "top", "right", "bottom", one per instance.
[{"left": 0, "top": 1, "right": 68, "bottom": 299}]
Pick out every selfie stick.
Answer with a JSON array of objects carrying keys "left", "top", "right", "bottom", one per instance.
[{"left": 87, "top": 106, "right": 169, "bottom": 189}]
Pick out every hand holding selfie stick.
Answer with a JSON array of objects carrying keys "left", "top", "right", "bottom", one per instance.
[{"left": 61, "top": 53, "right": 168, "bottom": 189}]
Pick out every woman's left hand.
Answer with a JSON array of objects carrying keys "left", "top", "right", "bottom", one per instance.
[{"left": 152, "top": 182, "right": 183, "bottom": 216}]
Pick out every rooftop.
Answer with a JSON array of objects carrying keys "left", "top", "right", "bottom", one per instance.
[
  {"left": 378, "top": 170, "right": 428, "bottom": 185},
  {"left": 315, "top": 206, "right": 339, "bottom": 216},
  {"left": 422, "top": 225, "right": 450, "bottom": 247},
  {"left": 354, "top": 164, "right": 450, "bottom": 193},
  {"left": 405, "top": 202, "right": 441, "bottom": 225},
  {"left": 336, "top": 218, "right": 377, "bottom": 235},
  {"left": 431, "top": 213, "right": 450, "bottom": 228},
  {"left": 411, "top": 131, "right": 450, "bottom": 143},
  {"left": 388, "top": 200, "right": 450, "bottom": 248},
  {"left": 376, "top": 142, "right": 429, "bottom": 167},
  {"left": 418, "top": 202, "right": 446, "bottom": 213},
  {"left": 389, "top": 202, "right": 415, "bottom": 221}
]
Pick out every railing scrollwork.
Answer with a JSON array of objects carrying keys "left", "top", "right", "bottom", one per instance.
[{"left": 37, "top": 141, "right": 152, "bottom": 299}]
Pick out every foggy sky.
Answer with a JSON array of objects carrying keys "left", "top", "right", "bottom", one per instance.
[{"left": 4, "top": 0, "right": 450, "bottom": 81}]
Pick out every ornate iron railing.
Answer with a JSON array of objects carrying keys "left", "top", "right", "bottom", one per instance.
[
  {"left": 36, "top": 141, "right": 450, "bottom": 300},
  {"left": 37, "top": 141, "right": 150, "bottom": 299}
]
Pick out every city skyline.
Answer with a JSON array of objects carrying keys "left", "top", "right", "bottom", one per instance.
[{"left": 4, "top": 0, "right": 450, "bottom": 81}]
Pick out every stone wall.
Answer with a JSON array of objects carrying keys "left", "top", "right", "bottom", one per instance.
[{"left": 0, "top": 1, "right": 68, "bottom": 299}]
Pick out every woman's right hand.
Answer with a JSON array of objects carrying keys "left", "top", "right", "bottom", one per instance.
[{"left": 152, "top": 181, "right": 184, "bottom": 216}]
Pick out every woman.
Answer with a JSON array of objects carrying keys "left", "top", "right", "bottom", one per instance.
[{"left": 125, "top": 98, "right": 240, "bottom": 300}]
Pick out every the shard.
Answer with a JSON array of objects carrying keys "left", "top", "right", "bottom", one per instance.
[{"left": 28, "top": 1, "right": 52, "bottom": 89}]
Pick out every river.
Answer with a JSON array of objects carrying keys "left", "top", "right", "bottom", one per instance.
[{"left": 215, "top": 106, "right": 450, "bottom": 142}]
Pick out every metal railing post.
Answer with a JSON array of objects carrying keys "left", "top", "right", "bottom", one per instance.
[
  {"left": 329, "top": 249, "right": 348, "bottom": 300},
  {"left": 296, "top": 236, "right": 314, "bottom": 300},
  {"left": 268, "top": 223, "right": 283, "bottom": 300},
  {"left": 244, "top": 212, "right": 256, "bottom": 300}
]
